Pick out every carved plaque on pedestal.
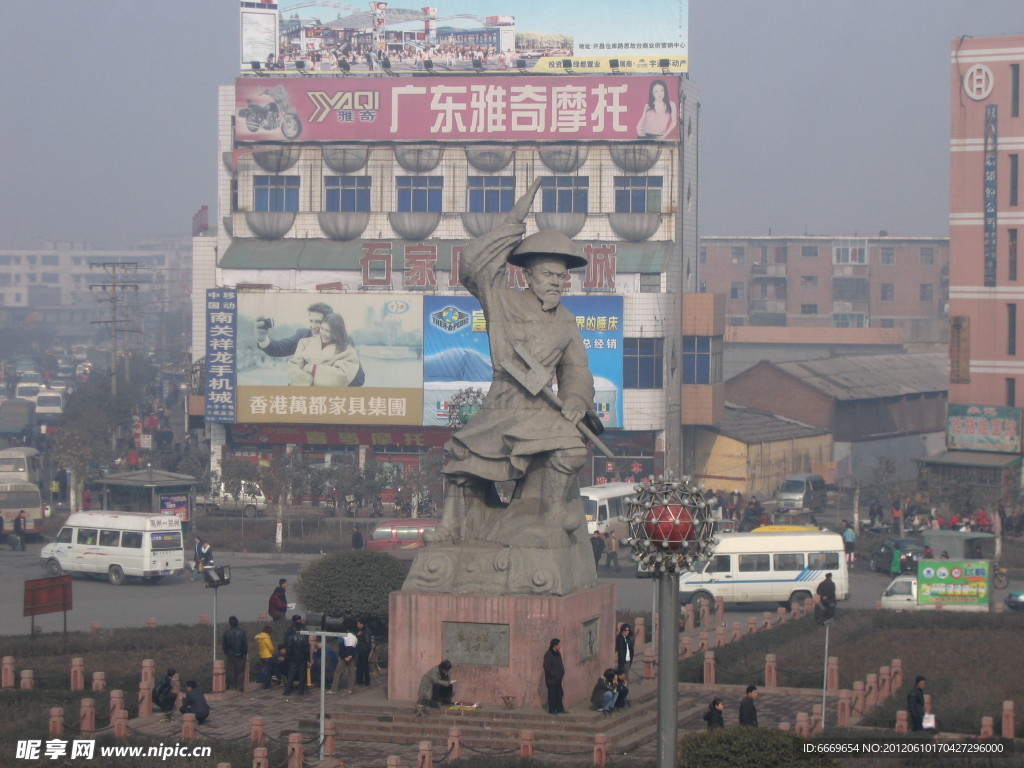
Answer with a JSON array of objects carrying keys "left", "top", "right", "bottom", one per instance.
[
  {"left": 580, "top": 616, "right": 601, "bottom": 661},
  {"left": 443, "top": 621, "right": 510, "bottom": 666}
]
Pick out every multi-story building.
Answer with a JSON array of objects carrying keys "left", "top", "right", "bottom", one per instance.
[
  {"left": 191, "top": 15, "right": 721, "bottom": 489},
  {"left": 700, "top": 235, "right": 948, "bottom": 340},
  {"left": 934, "top": 33, "right": 1024, "bottom": 499}
]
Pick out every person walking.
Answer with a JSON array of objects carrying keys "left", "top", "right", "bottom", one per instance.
[
  {"left": 842, "top": 520, "right": 856, "bottom": 566},
  {"left": 255, "top": 625, "right": 275, "bottom": 689},
  {"left": 268, "top": 579, "right": 288, "bottom": 621},
  {"left": 605, "top": 530, "right": 621, "bottom": 571},
  {"left": 738, "top": 685, "right": 759, "bottom": 726},
  {"left": 703, "top": 698, "right": 725, "bottom": 729},
  {"left": 12, "top": 510, "right": 27, "bottom": 550},
  {"left": 907, "top": 676, "right": 927, "bottom": 731},
  {"left": 543, "top": 638, "right": 566, "bottom": 714},
  {"left": 221, "top": 616, "right": 248, "bottom": 691},
  {"left": 815, "top": 573, "right": 837, "bottom": 622},
  {"left": 590, "top": 530, "right": 605, "bottom": 567}
]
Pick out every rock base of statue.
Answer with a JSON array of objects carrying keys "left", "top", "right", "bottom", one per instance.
[{"left": 387, "top": 582, "right": 617, "bottom": 709}]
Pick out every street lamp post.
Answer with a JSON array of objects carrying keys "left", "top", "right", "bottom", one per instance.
[
  {"left": 202, "top": 566, "right": 232, "bottom": 667},
  {"left": 623, "top": 479, "right": 718, "bottom": 768}
]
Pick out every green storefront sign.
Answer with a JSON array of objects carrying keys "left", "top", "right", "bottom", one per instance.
[{"left": 917, "top": 560, "right": 990, "bottom": 607}]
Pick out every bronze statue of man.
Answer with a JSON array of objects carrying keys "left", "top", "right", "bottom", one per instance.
[{"left": 430, "top": 179, "right": 596, "bottom": 547}]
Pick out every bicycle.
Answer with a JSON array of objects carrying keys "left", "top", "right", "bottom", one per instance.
[
  {"left": 992, "top": 562, "right": 1010, "bottom": 590},
  {"left": 371, "top": 638, "right": 388, "bottom": 675}
]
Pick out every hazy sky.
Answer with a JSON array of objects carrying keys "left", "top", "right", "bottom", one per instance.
[{"left": 0, "top": 1, "right": 1019, "bottom": 247}]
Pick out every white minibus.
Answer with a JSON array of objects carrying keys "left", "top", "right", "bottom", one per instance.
[
  {"left": 677, "top": 531, "right": 849, "bottom": 611},
  {"left": 41, "top": 511, "right": 185, "bottom": 585},
  {"left": 580, "top": 482, "right": 638, "bottom": 536},
  {"left": 0, "top": 447, "right": 43, "bottom": 486}
]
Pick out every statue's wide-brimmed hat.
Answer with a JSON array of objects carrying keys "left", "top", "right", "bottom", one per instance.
[{"left": 507, "top": 230, "right": 588, "bottom": 270}]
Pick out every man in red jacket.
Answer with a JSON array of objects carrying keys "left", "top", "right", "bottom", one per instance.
[{"left": 268, "top": 578, "right": 288, "bottom": 621}]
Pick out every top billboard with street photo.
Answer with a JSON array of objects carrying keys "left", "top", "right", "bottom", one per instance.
[
  {"left": 233, "top": 292, "right": 424, "bottom": 425},
  {"left": 234, "top": 74, "right": 682, "bottom": 143}
]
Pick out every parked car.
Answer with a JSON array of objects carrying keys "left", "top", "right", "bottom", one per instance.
[
  {"left": 869, "top": 537, "right": 926, "bottom": 574},
  {"left": 366, "top": 518, "right": 440, "bottom": 551},
  {"left": 195, "top": 482, "right": 268, "bottom": 518}
]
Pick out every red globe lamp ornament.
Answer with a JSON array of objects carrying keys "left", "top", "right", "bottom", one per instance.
[{"left": 642, "top": 503, "right": 695, "bottom": 551}]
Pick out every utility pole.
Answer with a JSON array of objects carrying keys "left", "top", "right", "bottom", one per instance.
[{"left": 89, "top": 262, "right": 141, "bottom": 399}]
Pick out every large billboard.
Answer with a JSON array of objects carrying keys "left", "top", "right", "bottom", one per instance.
[
  {"left": 917, "top": 561, "right": 990, "bottom": 608},
  {"left": 231, "top": 292, "right": 424, "bottom": 425},
  {"left": 423, "top": 295, "right": 623, "bottom": 429},
  {"left": 240, "top": 3, "right": 279, "bottom": 69},
  {"left": 234, "top": 75, "right": 682, "bottom": 143},
  {"left": 947, "top": 404, "right": 1022, "bottom": 453}
]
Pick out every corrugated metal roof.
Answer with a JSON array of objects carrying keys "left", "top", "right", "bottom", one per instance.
[
  {"left": 714, "top": 403, "right": 830, "bottom": 444},
  {"left": 773, "top": 353, "right": 948, "bottom": 400},
  {"left": 726, "top": 326, "right": 906, "bottom": 345}
]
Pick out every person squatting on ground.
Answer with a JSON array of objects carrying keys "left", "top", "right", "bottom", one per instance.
[
  {"left": 222, "top": 615, "right": 248, "bottom": 691},
  {"left": 417, "top": 660, "right": 455, "bottom": 708},
  {"left": 590, "top": 668, "right": 620, "bottom": 715},
  {"left": 152, "top": 668, "right": 178, "bottom": 714},
  {"left": 179, "top": 680, "right": 211, "bottom": 724}
]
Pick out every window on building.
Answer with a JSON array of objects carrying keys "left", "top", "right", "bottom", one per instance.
[
  {"left": 834, "top": 246, "right": 867, "bottom": 265},
  {"left": 1011, "top": 154, "right": 1020, "bottom": 207},
  {"left": 41, "top": 274, "right": 58, "bottom": 284},
  {"left": 699, "top": 247, "right": 707, "bottom": 264},
  {"left": 614, "top": 176, "right": 663, "bottom": 213},
  {"left": 1012, "top": 63, "right": 1021, "bottom": 118},
  {"left": 682, "top": 336, "right": 721, "bottom": 385},
  {"left": 1009, "top": 303, "right": 1017, "bottom": 356},
  {"left": 833, "top": 313, "right": 866, "bottom": 328},
  {"left": 623, "top": 337, "right": 664, "bottom": 389},
  {"left": 920, "top": 284, "right": 934, "bottom": 302},
  {"left": 397, "top": 176, "right": 443, "bottom": 212},
  {"left": 774, "top": 246, "right": 788, "bottom": 264},
  {"left": 730, "top": 282, "right": 744, "bottom": 300},
  {"left": 254, "top": 175, "right": 299, "bottom": 212},
  {"left": 730, "top": 246, "right": 745, "bottom": 264},
  {"left": 27, "top": 274, "right": 37, "bottom": 283},
  {"left": 325, "top": 176, "right": 371, "bottom": 212},
  {"left": 881, "top": 283, "right": 895, "bottom": 301},
  {"left": 467, "top": 176, "right": 514, "bottom": 213},
  {"left": 881, "top": 247, "right": 895, "bottom": 265},
  {"left": 800, "top": 275, "right": 818, "bottom": 287},
  {"left": 41, "top": 255, "right": 58, "bottom": 266},
  {"left": 72, "top": 256, "right": 82, "bottom": 266},
  {"left": 920, "top": 247, "right": 935, "bottom": 265},
  {"left": 800, "top": 304, "right": 818, "bottom": 315},
  {"left": 639, "top": 273, "right": 661, "bottom": 293},
  {"left": 540, "top": 176, "right": 588, "bottom": 213},
  {"left": 1011, "top": 229, "right": 1019, "bottom": 282},
  {"left": 26, "top": 255, "right": 37, "bottom": 265},
  {"left": 1008, "top": 378, "right": 1017, "bottom": 408},
  {"left": 801, "top": 245, "right": 818, "bottom": 258},
  {"left": 728, "top": 317, "right": 745, "bottom": 326},
  {"left": 759, "top": 245, "right": 769, "bottom": 262},
  {"left": 880, "top": 318, "right": 895, "bottom": 328}
]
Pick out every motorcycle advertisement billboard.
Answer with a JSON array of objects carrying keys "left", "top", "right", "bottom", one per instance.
[
  {"left": 422, "top": 295, "right": 623, "bottom": 429},
  {"left": 226, "top": 292, "right": 424, "bottom": 425},
  {"left": 233, "top": 74, "right": 682, "bottom": 143}
]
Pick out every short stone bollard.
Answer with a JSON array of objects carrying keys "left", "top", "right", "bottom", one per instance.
[
  {"left": 1003, "top": 701, "right": 1015, "bottom": 740},
  {"left": 49, "top": 708, "right": 64, "bottom": 737},
  {"left": 777, "top": 606, "right": 788, "bottom": 624},
  {"left": 141, "top": 659, "right": 155, "bottom": 686},
  {"left": 683, "top": 604, "right": 695, "bottom": 632},
  {"left": 138, "top": 680, "right": 154, "bottom": 717},
  {"left": 746, "top": 616, "right": 757, "bottom": 635},
  {"left": 865, "top": 674, "right": 878, "bottom": 709},
  {"left": 779, "top": 721, "right": 791, "bottom": 731},
  {"left": 252, "top": 747, "right": 269, "bottom": 768},
  {"left": 731, "top": 622, "right": 742, "bottom": 642},
  {"left": 981, "top": 716, "right": 994, "bottom": 739},
  {"left": 92, "top": 671, "right": 106, "bottom": 692},
  {"left": 852, "top": 681, "right": 865, "bottom": 714},
  {"left": 80, "top": 699, "right": 96, "bottom": 736},
  {"left": 257, "top": 611, "right": 269, "bottom": 623},
  {"left": 594, "top": 733, "right": 609, "bottom": 767},
  {"left": 416, "top": 740, "right": 432, "bottom": 768},
  {"left": 113, "top": 709, "right": 129, "bottom": 739},
  {"left": 250, "top": 716, "right": 265, "bottom": 745},
  {"left": 447, "top": 728, "right": 462, "bottom": 760},
  {"left": 714, "top": 626, "right": 726, "bottom": 647},
  {"left": 146, "top": 617, "right": 158, "bottom": 629},
  {"left": 2, "top": 657, "right": 14, "bottom": 688},
  {"left": 324, "top": 719, "right": 336, "bottom": 758},
  {"left": 878, "top": 665, "right": 891, "bottom": 700},
  {"left": 643, "top": 648, "right": 655, "bottom": 682},
  {"left": 764, "top": 654, "right": 777, "bottom": 688},
  {"left": 891, "top": 658, "right": 903, "bottom": 690},
  {"left": 699, "top": 600, "right": 710, "bottom": 627},
  {"left": 761, "top": 612, "right": 773, "bottom": 630},
  {"left": 895, "top": 710, "right": 908, "bottom": 734},
  {"left": 697, "top": 631, "right": 709, "bottom": 652},
  {"left": 199, "top": 614, "right": 211, "bottom": 625},
  {"left": 924, "top": 693, "right": 932, "bottom": 715},
  {"left": 633, "top": 617, "right": 646, "bottom": 655},
  {"left": 70, "top": 658, "right": 85, "bottom": 691},
  {"left": 795, "top": 712, "right": 809, "bottom": 737},
  {"left": 703, "top": 651, "right": 715, "bottom": 685},
  {"left": 181, "top": 713, "right": 197, "bottom": 743},
  {"left": 386, "top": 757, "right": 401, "bottom": 768},
  {"left": 520, "top": 731, "right": 535, "bottom": 759},
  {"left": 109, "top": 690, "right": 125, "bottom": 718},
  {"left": 714, "top": 596, "right": 725, "bottom": 625},
  {"left": 837, "top": 690, "right": 852, "bottom": 727},
  {"left": 20, "top": 670, "right": 34, "bottom": 691},
  {"left": 827, "top": 657, "right": 839, "bottom": 691},
  {"left": 89, "top": 621, "right": 101, "bottom": 634},
  {"left": 812, "top": 704, "right": 823, "bottom": 735},
  {"left": 212, "top": 660, "right": 226, "bottom": 694}
]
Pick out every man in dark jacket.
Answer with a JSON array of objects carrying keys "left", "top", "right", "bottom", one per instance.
[
  {"left": 543, "top": 638, "right": 566, "bottom": 715},
  {"left": 282, "top": 615, "right": 309, "bottom": 696},
  {"left": 222, "top": 616, "right": 248, "bottom": 691},
  {"left": 12, "top": 510, "right": 27, "bottom": 550},
  {"left": 615, "top": 623, "right": 635, "bottom": 684},
  {"left": 152, "top": 668, "right": 178, "bottom": 713},
  {"left": 739, "top": 685, "right": 758, "bottom": 726},
  {"left": 907, "top": 676, "right": 927, "bottom": 730},
  {"left": 179, "top": 680, "right": 211, "bottom": 723}
]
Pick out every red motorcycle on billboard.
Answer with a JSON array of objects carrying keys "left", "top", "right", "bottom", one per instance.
[{"left": 238, "top": 85, "right": 302, "bottom": 140}]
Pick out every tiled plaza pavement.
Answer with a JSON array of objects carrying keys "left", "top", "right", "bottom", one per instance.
[{"left": 127, "top": 677, "right": 842, "bottom": 767}]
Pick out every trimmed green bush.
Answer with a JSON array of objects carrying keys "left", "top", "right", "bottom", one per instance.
[
  {"left": 680, "top": 727, "right": 841, "bottom": 768},
  {"left": 295, "top": 549, "right": 410, "bottom": 632}
]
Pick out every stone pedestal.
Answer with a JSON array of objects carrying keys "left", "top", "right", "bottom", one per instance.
[{"left": 388, "top": 583, "right": 617, "bottom": 710}]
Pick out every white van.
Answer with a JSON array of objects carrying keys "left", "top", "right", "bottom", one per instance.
[
  {"left": 40, "top": 511, "right": 185, "bottom": 585},
  {"left": 677, "top": 531, "right": 849, "bottom": 610},
  {"left": 580, "top": 482, "right": 637, "bottom": 536}
]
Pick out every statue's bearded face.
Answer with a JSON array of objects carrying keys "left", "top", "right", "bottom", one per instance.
[{"left": 523, "top": 256, "right": 569, "bottom": 311}]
